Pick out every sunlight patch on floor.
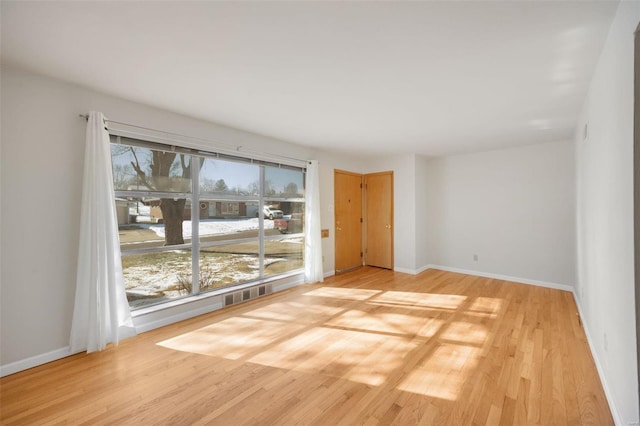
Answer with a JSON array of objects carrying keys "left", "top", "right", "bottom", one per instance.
[
  {"left": 327, "top": 309, "right": 442, "bottom": 339},
  {"left": 303, "top": 286, "right": 382, "bottom": 300},
  {"left": 157, "top": 316, "right": 305, "bottom": 359},
  {"left": 440, "top": 321, "right": 488, "bottom": 345},
  {"left": 468, "top": 297, "right": 503, "bottom": 317},
  {"left": 241, "top": 301, "right": 344, "bottom": 324},
  {"left": 397, "top": 343, "right": 480, "bottom": 401},
  {"left": 247, "top": 326, "right": 415, "bottom": 386},
  {"left": 374, "top": 291, "right": 467, "bottom": 310}
]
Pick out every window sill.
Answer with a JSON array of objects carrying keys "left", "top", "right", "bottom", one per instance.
[{"left": 131, "top": 269, "right": 304, "bottom": 318}]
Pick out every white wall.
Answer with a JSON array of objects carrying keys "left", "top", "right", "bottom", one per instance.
[
  {"left": 575, "top": 2, "right": 639, "bottom": 424},
  {"left": 425, "top": 140, "right": 576, "bottom": 287},
  {"left": 318, "top": 152, "right": 424, "bottom": 275},
  {"left": 363, "top": 154, "right": 418, "bottom": 273},
  {"left": 314, "top": 151, "right": 365, "bottom": 276},
  {"left": 414, "top": 155, "right": 430, "bottom": 272},
  {"left": 0, "top": 65, "right": 333, "bottom": 368}
]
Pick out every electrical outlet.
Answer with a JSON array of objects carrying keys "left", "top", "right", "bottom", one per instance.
[{"left": 473, "top": 254, "right": 478, "bottom": 261}]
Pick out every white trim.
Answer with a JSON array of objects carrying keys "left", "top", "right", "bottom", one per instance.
[
  {"left": 132, "top": 271, "right": 304, "bottom": 317},
  {"left": 393, "top": 265, "right": 432, "bottom": 275},
  {"left": 1, "top": 274, "right": 306, "bottom": 376},
  {"left": 1, "top": 266, "right": 625, "bottom": 425},
  {"left": 135, "top": 274, "right": 305, "bottom": 334},
  {"left": 323, "top": 270, "right": 335, "bottom": 279},
  {"left": 272, "top": 275, "right": 305, "bottom": 293},
  {"left": 572, "top": 291, "right": 625, "bottom": 426},
  {"left": 424, "top": 264, "right": 574, "bottom": 292},
  {"left": 108, "top": 124, "right": 308, "bottom": 169},
  {"left": 415, "top": 265, "right": 430, "bottom": 275},
  {"left": 393, "top": 266, "right": 417, "bottom": 274},
  {"left": 133, "top": 299, "right": 224, "bottom": 334},
  {"left": 0, "top": 346, "right": 80, "bottom": 378}
]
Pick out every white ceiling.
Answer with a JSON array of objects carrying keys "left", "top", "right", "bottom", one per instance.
[{"left": 1, "top": 1, "right": 619, "bottom": 157}]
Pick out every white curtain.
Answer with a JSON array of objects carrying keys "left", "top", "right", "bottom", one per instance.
[
  {"left": 304, "top": 160, "right": 324, "bottom": 283},
  {"left": 70, "top": 111, "right": 136, "bottom": 353}
]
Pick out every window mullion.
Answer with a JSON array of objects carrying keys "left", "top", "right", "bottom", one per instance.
[
  {"left": 259, "top": 166, "right": 265, "bottom": 279},
  {"left": 191, "top": 156, "right": 200, "bottom": 295}
]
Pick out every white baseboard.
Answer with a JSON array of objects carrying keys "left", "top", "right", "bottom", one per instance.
[
  {"left": 392, "top": 265, "right": 436, "bottom": 275},
  {"left": 2, "top": 274, "right": 306, "bottom": 377},
  {"left": 393, "top": 266, "right": 417, "bottom": 274},
  {"left": 425, "top": 264, "right": 574, "bottom": 292},
  {"left": 0, "top": 346, "right": 79, "bottom": 378},
  {"left": 323, "top": 270, "right": 335, "bottom": 279},
  {"left": 420, "top": 265, "right": 624, "bottom": 424},
  {"left": 415, "top": 265, "right": 430, "bottom": 275},
  {"left": 571, "top": 292, "right": 625, "bottom": 426}
]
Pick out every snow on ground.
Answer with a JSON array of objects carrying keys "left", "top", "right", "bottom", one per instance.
[
  {"left": 124, "top": 218, "right": 294, "bottom": 309},
  {"left": 124, "top": 253, "right": 285, "bottom": 308},
  {"left": 148, "top": 217, "right": 274, "bottom": 239}
]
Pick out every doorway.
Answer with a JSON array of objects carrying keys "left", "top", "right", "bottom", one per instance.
[{"left": 334, "top": 170, "right": 394, "bottom": 273}]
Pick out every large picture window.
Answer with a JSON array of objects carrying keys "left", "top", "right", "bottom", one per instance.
[{"left": 111, "top": 136, "right": 305, "bottom": 309}]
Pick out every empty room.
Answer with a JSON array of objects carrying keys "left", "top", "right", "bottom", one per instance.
[{"left": 1, "top": 1, "right": 639, "bottom": 425}]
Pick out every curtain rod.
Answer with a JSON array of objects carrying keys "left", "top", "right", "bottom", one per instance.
[{"left": 78, "top": 114, "right": 311, "bottom": 166}]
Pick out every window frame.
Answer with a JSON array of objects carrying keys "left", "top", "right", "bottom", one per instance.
[{"left": 111, "top": 135, "right": 306, "bottom": 310}]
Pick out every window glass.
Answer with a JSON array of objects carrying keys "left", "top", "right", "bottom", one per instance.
[
  {"left": 264, "top": 166, "right": 304, "bottom": 198},
  {"left": 200, "top": 241, "right": 261, "bottom": 292},
  {"left": 200, "top": 159, "right": 259, "bottom": 196},
  {"left": 122, "top": 249, "right": 193, "bottom": 309},
  {"left": 264, "top": 202, "right": 305, "bottom": 277},
  {"left": 112, "top": 140, "right": 305, "bottom": 311},
  {"left": 111, "top": 145, "right": 192, "bottom": 192},
  {"left": 263, "top": 237, "right": 304, "bottom": 278}
]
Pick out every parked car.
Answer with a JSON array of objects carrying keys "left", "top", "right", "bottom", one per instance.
[
  {"left": 274, "top": 213, "right": 303, "bottom": 233},
  {"left": 259, "top": 205, "right": 284, "bottom": 220}
]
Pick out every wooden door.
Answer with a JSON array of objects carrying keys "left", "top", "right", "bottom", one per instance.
[
  {"left": 334, "top": 170, "right": 363, "bottom": 273},
  {"left": 365, "top": 171, "right": 393, "bottom": 269}
]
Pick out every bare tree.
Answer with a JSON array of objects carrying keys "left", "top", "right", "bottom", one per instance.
[
  {"left": 247, "top": 180, "right": 259, "bottom": 196},
  {"left": 129, "top": 148, "right": 196, "bottom": 245},
  {"left": 284, "top": 182, "right": 299, "bottom": 196},
  {"left": 112, "top": 164, "right": 134, "bottom": 190}
]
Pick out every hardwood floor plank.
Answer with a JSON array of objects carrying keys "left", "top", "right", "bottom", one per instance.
[{"left": 0, "top": 268, "right": 613, "bottom": 425}]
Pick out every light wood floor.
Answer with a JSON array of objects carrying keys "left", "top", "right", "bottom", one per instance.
[{"left": 1, "top": 267, "right": 612, "bottom": 425}]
